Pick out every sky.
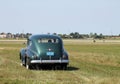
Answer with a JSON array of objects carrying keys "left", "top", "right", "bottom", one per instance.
[{"left": 0, "top": 0, "right": 120, "bottom": 35}]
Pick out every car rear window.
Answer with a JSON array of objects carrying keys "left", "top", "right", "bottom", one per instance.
[{"left": 37, "top": 38, "right": 59, "bottom": 43}]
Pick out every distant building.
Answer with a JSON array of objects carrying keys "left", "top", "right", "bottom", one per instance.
[{"left": 0, "top": 34, "right": 6, "bottom": 38}]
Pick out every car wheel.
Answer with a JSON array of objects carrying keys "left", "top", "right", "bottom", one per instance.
[
  {"left": 35, "top": 64, "right": 39, "bottom": 70},
  {"left": 61, "top": 64, "right": 67, "bottom": 70},
  {"left": 52, "top": 65, "right": 57, "bottom": 70},
  {"left": 26, "top": 64, "right": 29, "bottom": 69},
  {"left": 21, "top": 59, "right": 24, "bottom": 66},
  {"left": 26, "top": 58, "right": 30, "bottom": 69}
]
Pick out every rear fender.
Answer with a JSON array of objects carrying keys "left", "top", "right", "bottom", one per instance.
[
  {"left": 63, "top": 50, "right": 69, "bottom": 60},
  {"left": 20, "top": 48, "right": 27, "bottom": 60}
]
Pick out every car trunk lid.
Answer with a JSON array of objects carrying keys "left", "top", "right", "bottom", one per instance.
[{"left": 38, "top": 43, "right": 62, "bottom": 60}]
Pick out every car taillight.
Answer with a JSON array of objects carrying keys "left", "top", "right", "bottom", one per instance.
[{"left": 62, "top": 54, "right": 68, "bottom": 59}]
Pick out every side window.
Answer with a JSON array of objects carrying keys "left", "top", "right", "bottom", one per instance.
[
  {"left": 29, "top": 40, "right": 32, "bottom": 46},
  {"left": 27, "top": 39, "right": 32, "bottom": 47}
]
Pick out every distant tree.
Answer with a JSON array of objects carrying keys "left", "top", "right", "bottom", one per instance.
[
  {"left": 81, "top": 34, "right": 89, "bottom": 39},
  {"left": 1, "top": 32, "right": 6, "bottom": 35},
  {"left": 74, "top": 32, "right": 80, "bottom": 38},
  {"left": 94, "top": 33, "right": 97, "bottom": 38},
  {"left": 58, "top": 34, "right": 63, "bottom": 37},
  {"left": 70, "top": 32, "right": 74, "bottom": 36},
  {"left": 99, "top": 33, "right": 104, "bottom": 39},
  {"left": 6, "top": 32, "right": 12, "bottom": 38},
  {"left": 119, "top": 34, "right": 120, "bottom": 36},
  {"left": 69, "top": 32, "right": 74, "bottom": 38},
  {"left": 15, "top": 33, "right": 20, "bottom": 37},
  {"left": 94, "top": 33, "right": 104, "bottom": 39},
  {"left": 69, "top": 32, "right": 84, "bottom": 39},
  {"left": 62, "top": 34, "right": 68, "bottom": 38},
  {"left": 69, "top": 32, "right": 79, "bottom": 38},
  {"left": 89, "top": 32, "right": 94, "bottom": 38},
  {"left": 26, "top": 33, "right": 32, "bottom": 38}
]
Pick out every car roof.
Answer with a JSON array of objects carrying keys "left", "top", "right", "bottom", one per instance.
[{"left": 29, "top": 34, "right": 62, "bottom": 40}]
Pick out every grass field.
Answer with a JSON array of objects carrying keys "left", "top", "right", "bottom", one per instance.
[{"left": 0, "top": 39, "right": 120, "bottom": 84}]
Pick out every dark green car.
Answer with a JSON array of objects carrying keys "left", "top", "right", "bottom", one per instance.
[{"left": 20, "top": 34, "right": 69, "bottom": 70}]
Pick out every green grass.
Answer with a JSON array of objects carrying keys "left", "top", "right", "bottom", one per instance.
[{"left": 0, "top": 40, "right": 120, "bottom": 84}]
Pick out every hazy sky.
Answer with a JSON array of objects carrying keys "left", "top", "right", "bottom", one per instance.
[{"left": 0, "top": 0, "right": 120, "bottom": 35}]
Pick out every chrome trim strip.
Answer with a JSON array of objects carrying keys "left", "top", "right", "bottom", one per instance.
[{"left": 30, "top": 60, "right": 69, "bottom": 63}]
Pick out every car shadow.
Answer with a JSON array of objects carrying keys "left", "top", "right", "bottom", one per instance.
[
  {"left": 66, "top": 66, "right": 79, "bottom": 71},
  {"left": 29, "top": 65, "right": 79, "bottom": 71}
]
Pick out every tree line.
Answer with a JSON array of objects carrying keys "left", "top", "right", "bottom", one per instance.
[
  {"left": 57, "top": 32, "right": 104, "bottom": 39},
  {"left": 0, "top": 32, "right": 32, "bottom": 39},
  {"left": 0, "top": 32, "right": 119, "bottom": 39}
]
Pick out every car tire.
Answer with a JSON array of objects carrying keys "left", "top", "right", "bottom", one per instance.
[
  {"left": 21, "top": 59, "right": 24, "bottom": 66},
  {"left": 26, "top": 58, "right": 30, "bottom": 69},
  {"left": 26, "top": 64, "right": 29, "bottom": 69},
  {"left": 61, "top": 64, "right": 67, "bottom": 70},
  {"left": 35, "top": 64, "right": 39, "bottom": 70}
]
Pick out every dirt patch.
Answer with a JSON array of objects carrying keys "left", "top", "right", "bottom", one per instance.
[
  {"left": 0, "top": 48, "right": 4, "bottom": 50},
  {"left": 0, "top": 47, "right": 18, "bottom": 50}
]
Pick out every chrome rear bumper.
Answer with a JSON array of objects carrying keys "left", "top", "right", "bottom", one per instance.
[{"left": 30, "top": 60, "right": 69, "bottom": 64}]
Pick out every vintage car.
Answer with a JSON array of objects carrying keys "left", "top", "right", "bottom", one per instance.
[{"left": 20, "top": 34, "right": 69, "bottom": 70}]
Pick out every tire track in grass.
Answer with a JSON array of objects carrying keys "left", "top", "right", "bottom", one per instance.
[{"left": 70, "top": 71, "right": 91, "bottom": 83}]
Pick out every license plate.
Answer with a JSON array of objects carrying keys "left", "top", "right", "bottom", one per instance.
[{"left": 46, "top": 52, "right": 54, "bottom": 56}]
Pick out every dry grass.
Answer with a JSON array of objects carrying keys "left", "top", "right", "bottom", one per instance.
[{"left": 0, "top": 40, "right": 120, "bottom": 84}]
